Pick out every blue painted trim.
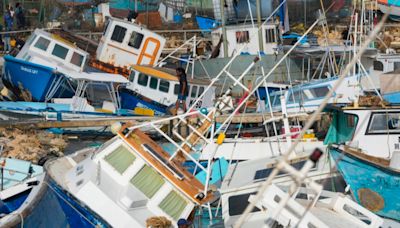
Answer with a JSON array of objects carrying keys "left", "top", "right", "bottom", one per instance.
[{"left": 330, "top": 148, "right": 400, "bottom": 220}]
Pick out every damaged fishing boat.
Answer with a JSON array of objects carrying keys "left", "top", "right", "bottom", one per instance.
[{"left": 328, "top": 106, "right": 400, "bottom": 221}]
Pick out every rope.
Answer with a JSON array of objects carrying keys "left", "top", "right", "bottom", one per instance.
[{"left": 145, "top": 216, "right": 172, "bottom": 228}]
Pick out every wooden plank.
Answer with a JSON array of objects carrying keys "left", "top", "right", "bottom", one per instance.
[
  {"left": 0, "top": 112, "right": 321, "bottom": 130},
  {"left": 0, "top": 116, "right": 160, "bottom": 129},
  {"left": 215, "top": 112, "right": 321, "bottom": 124},
  {"left": 343, "top": 145, "right": 391, "bottom": 167}
]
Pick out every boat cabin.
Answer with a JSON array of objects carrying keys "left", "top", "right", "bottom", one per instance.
[
  {"left": 17, "top": 29, "right": 88, "bottom": 73},
  {"left": 96, "top": 17, "right": 166, "bottom": 69},
  {"left": 325, "top": 107, "right": 400, "bottom": 161},
  {"left": 126, "top": 65, "right": 216, "bottom": 108},
  {"left": 267, "top": 74, "right": 361, "bottom": 113},
  {"left": 211, "top": 22, "right": 280, "bottom": 57}
]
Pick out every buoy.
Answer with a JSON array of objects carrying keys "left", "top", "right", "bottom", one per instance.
[
  {"left": 217, "top": 133, "right": 225, "bottom": 145},
  {"left": 200, "top": 107, "right": 208, "bottom": 115}
]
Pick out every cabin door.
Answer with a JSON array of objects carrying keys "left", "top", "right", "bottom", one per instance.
[{"left": 137, "top": 37, "right": 161, "bottom": 66}]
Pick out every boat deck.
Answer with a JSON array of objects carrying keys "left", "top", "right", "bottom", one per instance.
[{"left": 46, "top": 147, "right": 96, "bottom": 189}]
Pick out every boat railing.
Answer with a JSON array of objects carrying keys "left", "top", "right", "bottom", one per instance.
[{"left": 0, "top": 165, "right": 35, "bottom": 191}]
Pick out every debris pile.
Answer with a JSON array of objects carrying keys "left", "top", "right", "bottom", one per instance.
[
  {"left": 0, "top": 128, "right": 67, "bottom": 164},
  {"left": 378, "top": 28, "right": 400, "bottom": 53},
  {"left": 165, "top": 35, "right": 184, "bottom": 48},
  {"left": 313, "top": 29, "right": 343, "bottom": 46},
  {"left": 358, "top": 95, "right": 388, "bottom": 107}
]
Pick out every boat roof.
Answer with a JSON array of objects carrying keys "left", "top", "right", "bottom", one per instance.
[
  {"left": 57, "top": 68, "right": 129, "bottom": 84},
  {"left": 34, "top": 29, "right": 83, "bottom": 51},
  {"left": 132, "top": 65, "right": 212, "bottom": 85}
]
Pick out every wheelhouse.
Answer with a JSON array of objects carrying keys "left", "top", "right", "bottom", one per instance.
[
  {"left": 17, "top": 29, "right": 88, "bottom": 73},
  {"left": 127, "top": 65, "right": 215, "bottom": 108},
  {"left": 96, "top": 17, "right": 166, "bottom": 68}
]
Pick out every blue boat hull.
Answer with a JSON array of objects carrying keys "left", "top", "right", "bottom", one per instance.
[
  {"left": 383, "top": 92, "right": 400, "bottom": 104},
  {"left": 120, "top": 89, "right": 167, "bottom": 115},
  {"left": 330, "top": 148, "right": 400, "bottom": 220},
  {"left": 7, "top": 180, "right": 107, "bottom": 227},
  {"left": 2, "top": 55, "right": 73, "bottom": 102},
  {"left": 0, "top": 190, "right": 30, "bottom": 215}
]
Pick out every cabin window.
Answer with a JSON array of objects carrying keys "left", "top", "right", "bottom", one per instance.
[
  {"left": 150, "top": 77, "right": 158, "bottom": 89},
  {"left": 270, "top": 94, "right": 281, "bottom": 107},
  {"left": 198, "top": 87, "right": 205, "bottom": 97},
  {"left": 104, "top": 145, "right": 136, "bottom": 174},
  {"left": 265, "top": 28, "right": 277, "bottom": 43},
  {"left": 34, "top": 37, "right": 50, "bottom": 51},
  {"left": 254, "top": 160, "right": 313, "bottom": 181},
  {"left": 70, "top": 52, "right": 84, "bottom": 67},
  {"left": 128, "top": 71, "right": 135, "bottom": 82},
  {"left": 159, "top": 191, "right": 188, "bottom": 220},
  {"left": 191, "top": 86, "right": 198, "bottom": 98},
  {"left": 228, "top": 192, "right": 260, "bottom": 216},
  {"left": 52, "top": 44, "right": 69, "bottom": 60},
  {"left": 373, "top": 61, "right": 384, "bottom": 71},
  {"left": 347, "top": 114, "right": 357, "bottom": 128},
  {"left": 159, "top": 80, "right": 170, "bottom": 93},
  {"left": 288, "top": 90, "right": 302, "bottom": 103},
  {"left": 111, "top": 25, "right": 127, "bottom": 43},
  {"left": 367, "top": 112, "right": 400, "bottom": 134},
  {"left": 173, "top": 84, "right": 179, "bottom": 95},
  {"left": 128, "top": 31, "right": 144, "bottom": 49},
  {"left": 236, "top": 31, "right": 250, "bottom": 43},
  {"left": 138, "top": 74, "right": 149, "bottom": 86},
  {"left": 309, "top": 86, "right": 329, "bottom": 98},
  {"left": 130, "top": 165, "right": 165, "bottom": 198}
]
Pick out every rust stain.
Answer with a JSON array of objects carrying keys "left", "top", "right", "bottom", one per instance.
[
  {"left": 358, "top": 188, "right": 384, "bottom": 212},
  {"left": 88, "top": 59, "right": 130, "bottom": 78}
]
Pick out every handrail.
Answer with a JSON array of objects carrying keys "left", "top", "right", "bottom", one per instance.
[{"left": 0, "top": 165, "right": 35, "bottom": 191}]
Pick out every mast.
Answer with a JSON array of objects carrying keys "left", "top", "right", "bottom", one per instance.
[
  {"left": 256, "top": 0, "right": 263, "bottom": 52},
  {"left": 220, "top": 0, "right": 228, "bottom": 57}
]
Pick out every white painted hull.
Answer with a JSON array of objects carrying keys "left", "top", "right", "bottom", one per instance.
[{"left": 200, "top": 138, "right": 325, "bottom": 161}]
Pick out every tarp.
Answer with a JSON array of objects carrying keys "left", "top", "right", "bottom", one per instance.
[{"left": 323, "top": 109, "right": 358, "bottom": 145}]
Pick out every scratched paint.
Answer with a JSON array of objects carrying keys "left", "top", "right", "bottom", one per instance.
[{"left": 330, "top": 148, "right": 400, "bottom": 220}]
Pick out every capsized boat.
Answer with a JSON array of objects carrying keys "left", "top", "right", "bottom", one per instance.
[
  {"left": 1, "top": 55, "right": 138, "bottom": 120},
  {"left": 46, "top": 120, "right": 220, "bottom": 227},
  {"left": 2, "top": 29, "right": 89, "bottom": 102}
]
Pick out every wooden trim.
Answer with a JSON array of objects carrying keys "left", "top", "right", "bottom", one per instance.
[
  {"left": 342, "top": 145, "right": 391, "bottom": 167},
  {"left": 138, "top": 37, "right": 161, "bottom": 65},
  {"left": 118, "top": 129, "right": 214, "bottom": 205},
  {"left": 107, "top": 43, "right": 138, "bottom": 56}
]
